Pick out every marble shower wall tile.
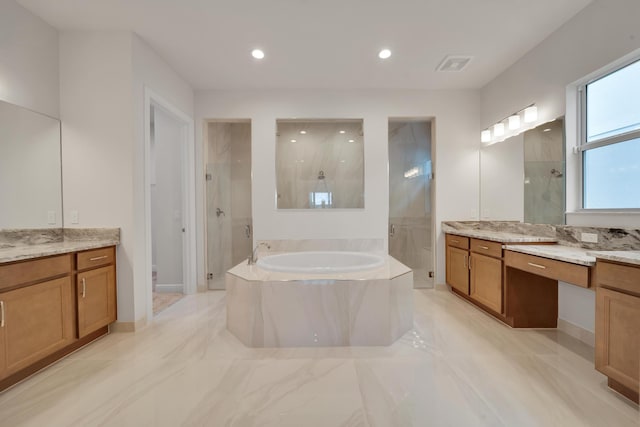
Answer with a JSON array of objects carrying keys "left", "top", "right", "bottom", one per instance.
[
  {"left": 259, "top": 238, "right": 385, "bottom": 253},
  {"left": 0, "top": 228, "right": 62, "bottom": 246},
  {"left": 276, "top": 120, "right": 364, "bottom": 209}
]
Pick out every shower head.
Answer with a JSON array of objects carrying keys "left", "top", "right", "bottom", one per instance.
[{"left": 550, "top": 168, "right": 563, "bottom": 178}]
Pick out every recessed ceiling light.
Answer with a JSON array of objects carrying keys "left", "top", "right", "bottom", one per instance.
[
  {"left": 348, "top": 139, "right": 355, "bottom": 143},
  {"left": 300, "top": 130, "right": 307, "bottom": 134},
  {"left": 378, "top": 49, "right": 392, "bottom": 59},
  {"left": 290, "top": 139, "right": 297, "bottom": 143},
  {"left": 339, "top": 130, "right": 346, "bottom": 134},
  {"left": 251, "top": 49, "right": 265, "bottom": 59},
  {"left": 543, "top": 128, "right": 552, "bottom": 132}
]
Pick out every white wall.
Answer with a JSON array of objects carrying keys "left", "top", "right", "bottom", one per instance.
[
  {"left": 0, "top": 0, "right": 59, "bottom": 117},
  {"left": 480, "top": 0, "right": 640, "bottom": 333},
  {"left": 195, "top": 89, "right": 480, "bottom": 286},
  {"left": 61, "top": 31, "right": 194, "bottom": 325}
]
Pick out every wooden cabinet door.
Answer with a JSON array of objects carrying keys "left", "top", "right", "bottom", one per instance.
[
  {"left": 77, "top": 265, "right": 116, "bottom": 338},
  {"left": 447, "top": 246, "right": 469, "bottom": 294},
  {"left": 0, "top": 277, "right": 74, "bottom": 378},
  {"left": 470, "top": 253, "right": 502, "bottom": 314},
  {"left": 596, "top": 287, "right": 640, "bottom": 395}
]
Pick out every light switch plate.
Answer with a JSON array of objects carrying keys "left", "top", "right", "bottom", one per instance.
[
  {"left": 581, "top": 232, "right": 598, "bottom": 243},
  {"left": 70, "top": 210, "right": 79, "bottom": 224}
]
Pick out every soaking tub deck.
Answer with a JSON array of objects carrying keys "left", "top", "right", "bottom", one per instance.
[{"left": 226, "top": 253, "right": 413, "bottom": 347}]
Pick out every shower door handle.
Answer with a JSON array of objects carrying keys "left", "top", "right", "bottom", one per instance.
[
  {"left": 245, "top": 225, "right": 251, "bottom": 238},
  {"left": 389, "top": 224, "right": 395, "bottom": 237}
]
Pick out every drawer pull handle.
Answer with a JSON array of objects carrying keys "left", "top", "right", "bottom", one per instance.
[
  {"left": 480, "top": 245, "right": 490, "bottom": 250},
  {"left": 89, "top": 255, "right": 109, "bottom": 261},
  {"left": 82, "top": 278, "right": 86, "bottom": 298},
  {"left": 451, "top": 239, "right": 460, "bottom": 243},
  {"left": 527, "top": 262, "right": 547, "bottom": 270},
  {"left": 0, "top": 301, "right": 4, "bottom": 328}
]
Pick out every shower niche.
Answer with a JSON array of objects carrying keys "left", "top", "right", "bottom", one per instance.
[{"left": 275, "top": 119, "right": 364, "bottom": 209}]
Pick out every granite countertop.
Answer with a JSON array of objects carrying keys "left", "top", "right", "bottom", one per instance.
[
  {"left": 443, "top": 226, "right": 557, "bottom": 244},
  {"left": 588, "top": 250, "right": 640, "bottom": 267},
  {"left": 0, "top": 239, "right": 119, "bottom": 264},
  {"left": 504, "top": 244, "right": 596, "bottom": 266}
]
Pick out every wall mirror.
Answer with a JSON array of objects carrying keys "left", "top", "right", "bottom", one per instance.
[
  {"left": 480, "top": 117, "right": 565, "bottom": 224},
  {"left": 276, "top": 119, "right": 364, "bottom": 209},
  {"left": 0, "top": 99, "right": 62, "bottom": 229}
]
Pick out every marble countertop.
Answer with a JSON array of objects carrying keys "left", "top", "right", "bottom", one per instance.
[
  {"left": 0, "top": 239, "right": 119, "bottom": 264},
  {"left": 588, "top": 250, "right": 640, "bottom": 267},
  {"left": 228, "top": 254, "right": 412, "bottom": 282},
  {"left": 443, "top": 227, "right": 557, "bottom": 244},
  {"left": 504, "top": 244, "right": 596, "bottom": 266}
]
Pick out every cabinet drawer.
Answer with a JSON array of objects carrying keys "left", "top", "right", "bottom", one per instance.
[
  {"left": 471, "top": 239, "right": 502, "bottom": 258},
  {"left": 596, "top": 261, "right": 640, "bottom": 296},
  {"left": 505, "top": 250, "right": 590, "bottom": 288},
  {"left": 0, "top": 254, "right": 72, "bottom": 291},
  {"left": 77, "top": 247, "right": 115, "bottom": 271},
  {"left": 446, "top": 234, "right": 469, "bottom": 250}
]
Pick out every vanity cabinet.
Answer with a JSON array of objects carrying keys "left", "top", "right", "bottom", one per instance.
[
  {"left": 0, "top": 246, "right": 117, "bottom": 391},
  {"left": 446, "top": 235, "right": 469, "bottom": 294},
  {"left": 595, "top": 260, "right": 640, "bottom": 403},
  {"left": 470, "top": 252, "right": 502, "bottom": 314},
  {"left": 76, "top": 247, "right": 116, "bottom": 338}
]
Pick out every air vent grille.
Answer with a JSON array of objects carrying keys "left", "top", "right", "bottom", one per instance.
[{"left": 436, "top": 56, "right": 473, "bottom": 72}]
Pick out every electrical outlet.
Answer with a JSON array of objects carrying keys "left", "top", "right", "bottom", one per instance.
[
  {"left": 581, "top": 232, "right": 598, "bottom": 243},
  {"left": 47, "top": 211, "right": 56, "bottom": 225},
  {"left": 69, "top": 210, "right": 79, "bottom": 224}
]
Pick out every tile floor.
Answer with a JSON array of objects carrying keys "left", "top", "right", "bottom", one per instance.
[
  {"left": 0, "top": 289, "right": 638, "bottom": 426},
  {"left": 153, "top": 292, "right": 184, "bottom": 315}
]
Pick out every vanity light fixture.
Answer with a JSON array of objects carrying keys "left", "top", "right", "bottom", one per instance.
[
  {"left": 251, "top": 49, "right": 265, "bottom": 59},
  {"left": 481, "top": 103, "right": 538, "bottom": 144},
  {"left": 508, "top": 114, "right": 521, "bottom": 130},
  {"left": 378, "top": 49, "right": 392, "bottom": 59},
  {"left": 524, "top": 105, "right": 538, "bottom": 123}
]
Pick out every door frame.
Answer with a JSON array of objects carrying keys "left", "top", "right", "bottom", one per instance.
[{"left": 144, "top": 87, "right": 196, "bottom": 321}]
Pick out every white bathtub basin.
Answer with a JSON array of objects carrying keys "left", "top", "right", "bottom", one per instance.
[{"left": 256, "top": 251, "right": 385, "bottom": 274}]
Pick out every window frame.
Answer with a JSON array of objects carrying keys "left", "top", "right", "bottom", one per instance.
[{"left": 578, "top": 56, "right": 640, "bottom": 211}]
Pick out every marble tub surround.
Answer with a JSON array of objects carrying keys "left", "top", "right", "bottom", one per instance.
[
  {"left": 504, "top": 244, "right": 596, "bottom": 266},
  {"left": 228, "top": 253, "right": 411, "bottom": 282},
  {"left": 0, "top": 228, "right": 120, "bottom": 263},
  {"left": 442, "top": 222, "right": 557, "bottom": 243},
  {"left": 589, "top": 250, "right": 640, "bottom": 266},
  {"left": 257, "top": 238, "right": 385, "bottom": 254},
  {"left": 226, "top": 269, "right": 413, "bottom": 347}
]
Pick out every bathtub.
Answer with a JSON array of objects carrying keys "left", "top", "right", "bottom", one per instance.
[
  {"left": 256, "top": 251, "right": 386, "bottom": 274},
  {"left": 226, "top": 251, "right": 414, "bottom": 347}
]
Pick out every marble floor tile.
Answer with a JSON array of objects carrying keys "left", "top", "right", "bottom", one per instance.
[{"left": 0, "top": 288, "right": 637, "bottom": 427}]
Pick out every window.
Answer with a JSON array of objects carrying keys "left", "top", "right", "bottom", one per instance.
[{"left": 581, "top": 58, "right": 640, "bottom": 209}]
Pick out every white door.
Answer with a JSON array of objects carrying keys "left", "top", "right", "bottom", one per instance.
[{"left": 151, "top": 105, "right": 185, "bottom": 293}]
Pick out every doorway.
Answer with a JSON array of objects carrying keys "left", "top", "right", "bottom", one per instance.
[
  {"left": 205, "top": 120, "right": 253, "bottom": 290},
  {"left": 388, "top": 119, "right": 434, "bottom": 288},
  {"left": 144, "top": 88, "right": 196, "bottom": 321}
]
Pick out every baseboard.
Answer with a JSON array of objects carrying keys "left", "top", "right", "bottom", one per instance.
[
  {"left": 557, "top": 318, "right": 595, "bottom": 347},
  {"left": 111, "top": 316, "right": 147, "bottom": 333},
  {"left": 154, "top": 284, "right": 184, "bottom": 293},
  {"left": 434, "top": 283, "right": 449, "bottom": 291}
]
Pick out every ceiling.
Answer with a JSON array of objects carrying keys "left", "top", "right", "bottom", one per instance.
[{"left": 19, "top": 0, "right": 592, "bottom": 91}]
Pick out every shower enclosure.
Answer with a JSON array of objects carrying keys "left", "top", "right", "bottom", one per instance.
[
  {"left": 206, "top": 120, "right": 252, "bottom": 289},
  {"left": 388, "top": 120, "right": 433, "bottom": 288}
]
